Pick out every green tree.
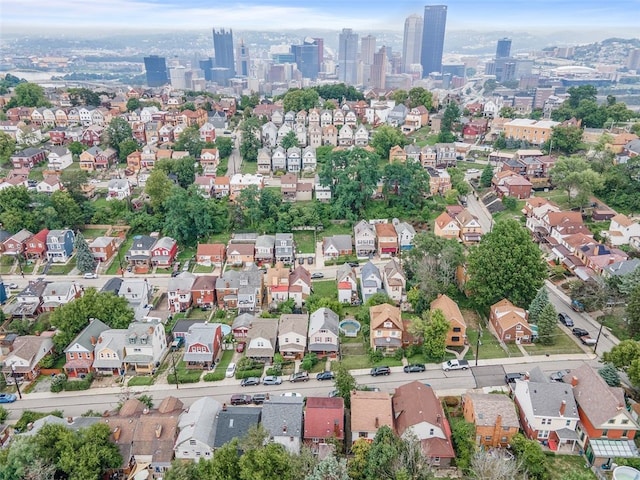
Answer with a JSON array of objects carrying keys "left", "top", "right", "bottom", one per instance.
[
  {"left": 467, "top": 219, "right": 546, "bottom": 309},
  {"left": 118, "top": 139, "right": 138, "bottom": 162},
  {"left": 480, "top": 163, "right": 494, "bottom": 188},
  {"left": 51, "top": 190, "right": 84, "bottom": 230},
  {"left": 599, "top": 363, "right": 621, "bottom": 387},
  {"left": 536, "top": 302, "right": 557, "bottom": 345},
  {"left": 313, "top": 84, "right": 364, "bottom": 102},
  {"left": 207, "top": 439, "right": 241, "bottom": 480},
  {"left": 126, "top": 97, "right": 141, "bottom": 112},
  {"left": 0, "top": 131, "right": 16, "bottom": 166},
  {"left": 603, "top": 340, "right": 640, "bottom": 371},
  {"left": 145, "top": 169, "right": 174, "bottom": 212},
  {"left": 447, "top": 167, "right": 470, "bottom": 196},
  {"left": 527, "top": 287, "right": 549, "bottom": 324},
  {"left": 493, "top": 133, "right": 507, "bottom": 150},
  {"left": 392, "top": 90, "right": 408, "bottom": 105},
  {"left": 68, "top": 141, "right": 85, "bottom": 157},
  {"left": 67, "top": 87, "right": 100, "bottom": 107},
  {"left": 626, "top": 285, "right": 640, "bottom": 339},
  {"left": 408, "top": 87, "right": 433, "bottom": 110},
  {"left": 240, "top": 442, "right": 293, "bottom": 480},
  {"left": 371, "top": 125, "right": 407, "bottom": 159},
  {"left": 105, "top": 117, "right": 133, "bottom": 156},
  {"left": 319, "top": 148, "right": 381, "bottom": 220},
  {"left": 364, "top": 426, "right": 402, "bottom": 480},
  {"left": 306, "top": 455, "right": 349, "bottom": 480},
  {"left": 510, "top": 433, "right": 548, "bottom": 480},
  {"left": 499, "top": 106, "right": 516, "bottom": 118},
  {"left": 215, "top": 136, "right": 234, "bottom": 158},
  {"left": 174, "top": 125, "right": 206, "bottom": 158},
  {"left": 422, "top": 309, "right": 450, "bottom": 359},
  {"left": 164, "top": 459, "right": 199, "bottom": 480},
  {"left": 440, "top": 102, "right": 461, "bottom": 134},
  {"left": 333, "top": 362, "right": 356, "bottom": 409},
  {"left": 381, "top": 161, "right": 431, "bottom": 212},
  {"left": 49, "top": 288, "right": 134, "bottom": 351},
  {"left": 548, "top": 125, "right": 583, "bottom": 154},
  {"left": 280, "top": 130, "right": 299, "bottom": 150},
  {"left": 450, "top": 418, "right": 476, "bottom": 473},
  {"left": 282, "top": 89, "right": 319, "bottom": 112},
  {"left": 60, "top": 169, "right": 89, "bottom": 203},
  {"left": 163, "top": 186, "right": 223, "bottom": 246},
  {"left": 74, "top": 232, "right": 96, "bottom": 274},
  {"left": 240, "top": 119, "right": 261, "bottom": 163},
  {"left": 8, "top": 82, "right": 50, "bottom": 107},
  {"left": 348, "top": 439, "right": 371, "bottom": 480}
]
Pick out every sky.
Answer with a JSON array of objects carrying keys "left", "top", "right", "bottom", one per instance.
[{"left": 2, "top": 0, "right": 639, "bottom": 33}]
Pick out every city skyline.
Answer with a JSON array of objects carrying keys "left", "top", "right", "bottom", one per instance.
[{"left": 2, "top": 0, "right": 640, "bottom": 34}]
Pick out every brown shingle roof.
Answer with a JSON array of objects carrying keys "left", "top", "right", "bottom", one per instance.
[
  {"left": 431, "top": 294, "right": 466, "bottom": 329},
  {"left": 350, "top": 391, "right": 393, "bottom": 433},
  {"left": 370, "top": 303, "right": 402, "bottom": 331},
  {"left": 464, "top": 392, "right": 519, "bottom": 428}
]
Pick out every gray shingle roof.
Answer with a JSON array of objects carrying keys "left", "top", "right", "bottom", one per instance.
[
  {"left": 309, "top": 308, "right": 339, "bottom": 336},
  {"left": 212, "top": 407, "right": 261, "bottom": 448},
  {"left": 176, "top": 397, "right": 222, "bottom": 449},
  {"left": 64, "top": 318, "right": 109, "bottom": 353},
  {"left": 523, "top": 381, "right": 579, "bottom": 419},
  {"left": 261, "top": 397, "right": 303, "bottom": 440}
]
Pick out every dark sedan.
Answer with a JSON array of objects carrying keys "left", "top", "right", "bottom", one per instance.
[
  {"left": 403, "top": 364, "right": 426, "bottom": 373},
  {"left": 316, "top": 371, "right": 335, "bottom": 381},
  {"left": 240, "top": 377, "right": 261, "bottom": 387}
]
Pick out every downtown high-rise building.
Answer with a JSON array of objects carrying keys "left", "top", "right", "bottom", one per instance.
[
  {"left": 213, "top": 28, "right": 235, "bottom": 78},
  {"left": 235, "top": 39, "right": 250, "bottom": 77},
  {"left": 496, "top": 38, "right": 512, "bottom": 59},
  {"left": 371, "top": 46, "right": 387, "bottom": 90},
  {"left": 402, "top": 14, "right": 423, "bottom": 73},
  {"left": 361, "top": 35, "right": 376, "bottom": 66},
  {"left": 338, "top": 28, "right": 359, "bottom": 85},
  {"left": 292, "top": 37, "right": 320, "bottom": 80},
  {"left": 143, "top": 55, "right": 169, "bottom": 87},
  {"left": 420, "top": 5, "right": 447, "bottom": 77}
]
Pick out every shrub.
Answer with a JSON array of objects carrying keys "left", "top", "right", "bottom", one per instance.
[
  {"left": 0, "top": 406, "right": 8, "bottom": 424},
  {"left": 64, "top": 373, "right": 94, "bottom": 391},
  {"left": 167, "top": 371, "right": 201, "bottom": 384},
  {"left": 368, "top": 348, "right": 383, "bottom": 363},
  {"left": 203, "top": 371, "right": 225, "bottom": 382},
  {"left": 443, "top": 396, "right": 460, "bottom": 408},
  {"left": 235, "top": 368, "right": 264, "bottom": 379},
  {"left": 50, "top": 374, "right": 67, "bottom": 393},
  {"left": 393, "top": 348, "right": 405, "bottom": 361},
  {"left": 266, "top": 365, "right": 282, "bottom": 376}
]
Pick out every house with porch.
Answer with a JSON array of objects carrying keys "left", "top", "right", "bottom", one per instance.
[
  {"left": 350, "top": 391, "right": 393, "bottom": 443},
  {"left": 107, "top": 179, "right": 131, "bottom": 201},
  {"left": 336, "top": 263, "right": 358, "bottom": 304},
  {"left": 434, "top": 212, "right": 460, "bottom": 241},
  {"left": 2, "top": 333, "right": 54, "bottom": 384},
  {"left": 41, "top": 281, "right": 81, "bottom": 312},
  {"left": 151, "top": 236, "right": 178, "bottom": 268},
  {"left": 277, "top": 314, "right": 308, "bottom": 360},
  {"left": 564, "top": 364, "right": 640, "bottom": 467},
  {"left": 288, "top": 265, "right": 312, "bottom": 308},
  {"left": 308, "top": 308, "right": 339, "bottom": 358},
  {"left": 118, "top": 279, "right": 153, "bottom": 321},
  {"left": 369, "top": 303, "right": 404, "bottom": 353},
  {"left": 191, "top": 275, "right": 217, "bottom": 310},
  {"left": 3, "top": 229, "right": 33, "bottom": 256},
  {"left": 375, "top": 223, "right": 398, "bottom": 258},
  {"left": 25, "top": 228, "right": 49, "bottom": 260},
  {"left": 274, "top": 233, "right": 295, "bottom": 264},
  {"left": 262, "top": 397, "right": 305, "bottom": 454},
  {"left": 602, "top": 214, "right": 640, "bottom": 247},
  {"left": 394, "top": 221, "right": 416, "bottom": 250},
  {"left": 463, "top": 392, "right": 520, "bottom": 448},
  {"left": 63, "top": 318, "right": 110, "bottom": 378},
  {"left": 360, "top": 261, "right": 383, "bottom": 302},
  {"left": 121, "top": 320, "right": 167, "bottom": 374},
  {"left": 196, "top": 243, "right": 225, "bottom": 267},
  {"left": 392, "top": 381, "right": 455, "bottom": 467},
  {"left": 489, "top": 299, "right": 533, "bottom": 344},
  {"left": 175, "top": 397, "right": 222, "bottom": 460},
  {"left": 46, "top": 229, "right": 75, "bottom": 263},
  {"left": 255, "top": 235, "right": 275, "bottom": 266},
  {"left": 215, "top": 266, "right": 263, "bottom": 313},
  {"left": 245, "top": 318, "right": 278, "bottom": 363},
  {"left": 303, "top": 397, "right": 344, "bottom": 453},
  {"left": 125, "top": 235, "right": 157, "bottom": 272},
  {"left": 183, "top": 322, "right": 222, "bottom": 370},
  {"left": 354, "top": 220, "right": 376, "bottom": 258},
  {"left": 89, "top": 236, "right": 118, "bottom": 262},
  {"left": 10, "top": 278, "right": 48, "bottom": 318},
  {"left": 382, "top": 258, "right": 406, "bottom": 304},
  {"left": 226, "top": 243, "right": 255, "bottom": 267},
  {"left": 167, "top": 272, "right": 197, "bottom": 313},
  {"left": 322, "top": 235, "right": 353, "bottom": 260},
  {"left": 231, "top": 313, "right": 256, "bottom": 340}
]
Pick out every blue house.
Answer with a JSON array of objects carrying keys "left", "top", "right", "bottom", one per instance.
[{"left": 46, "top": 229, "right": 75, "bottom": 263}]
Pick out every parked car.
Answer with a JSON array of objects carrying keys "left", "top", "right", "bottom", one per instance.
[
  {"left": 504, "top": 372, "right": 525, "bottom": 384},
  {"left": 558, "top": 312, "right": 574, "bottom": 327},
  {"left": 236, "top": 342, "right": 246, "bottom": 353},
  {"left": 262, "top": 375, "right": 282, "bottom": 385},
  {"left": 240, "top": 377, "right": 261, "bottom": 387},
  {"left": 316, "top": 371, "right": 335, "bottom": 381},
  {"left": 348, "top": 262, "right": 360, "bottom": 268},
  {"left": 328, "top": 390, "right": 339, "bottom": 398},
  {"left": 466, "top": 168, "right": 480, "bottom": 174},
  {"left": 252, "top": 393, "right": 269, "bottom": 405},
  {"left": 311, "top": 272, "right": 324, "bottom": 279},
  {"left": 290, "top": 372, "right": 309, "bottom": 383},
  {"left": 170, "top": 337, "right": 184, "bottom": 350},
  {"left": 0, "top": 393, "right": 16, "bottom": 403},
  {"left": 7, "top": 283, "right": 18, "bottom": 289},
  {"left": 550, "top": 370, "right": 569, "bottom": 382},
  {"left": 403, "top": 363, "right": 426, "bottom": 373},
  {"left": 281, "top": 392, "right": 303, "bottom": 397},
  {"left": 230, "top": 394, "right": 252, "bottom": 405},
  {"left": 225, "top": 362, "right": 236, "bottom": 378},
  {"left": 572, "top": 327, "right": 589, "bottom": 337},
  {"left": 370, "top": 366, "right": 391, "bottom": 376},
  {"left": 83, "top": 272, "right": 98, "bottom": 279}
]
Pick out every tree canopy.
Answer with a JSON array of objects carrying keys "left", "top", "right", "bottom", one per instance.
[
  {"left": 6, "top": 82, "right": 51, "bottom": 108},
  {"left": 466, "top": 219, "right": 547, "bottom": 309},
  {"left": 371, "top": 125, "right": 407, "bottom": 159},
  {"left": 105, "top": 117, "right": 133, "bottom": 156},
  {"left": 282, "top": 89, "right": 319, "bottom": 112}
]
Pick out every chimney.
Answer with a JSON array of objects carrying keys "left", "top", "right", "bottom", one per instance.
[
  {"left": 113, "top": 426, "right": 121, "bottom": 441},
  {"left": 282, "top": 423, "right": 287, "bottom": 434},
  {"left": 436, "top": 414, "right": 441, "bottom": 424},
  {"left": 142, "top": 408, "right": 149, "bottom": 415},
  {"left": 524, "top": 372, "right": 530, "bottom": 381},
  {"left": 222, "top": 403, "right": 227, "bottom": 411},
  {"left": 90, "top": 336, "right": 97, "bottom": 346},
  {"left": 333, "top": 419, "right": 340, "bottom": 437},
  {"left": 559, "top": 400, "right": 567, "bottom": 417},
  {"left": 155, "top": 424, "right": 163, "bottom": 438},
  {"left": 570, "top": 376, "right": 578, "bottom": 387},
  {"left": 375, "top": 417, "right": 379, "bottom": 428}
]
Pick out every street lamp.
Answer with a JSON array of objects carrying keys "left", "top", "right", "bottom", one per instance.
[
  {"left": 11, "top": 364, "right": 22, "bottom": 400},
  {"left": 475, "top": 328, "right": 483, "bottom": 366},
  {"left": 593, "top": 318, "right": 605, "bottom": 355}
]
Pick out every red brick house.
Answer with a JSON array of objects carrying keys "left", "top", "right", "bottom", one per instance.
[
  {"left": 80, "top": 125, "right": 103, "bottom": 147},
  {"left": 493, "top": 171, "right": 533, "bottom": 199},
  {"left": 489, "top": 299, "right": 532, "bottom": 344},
  {"left": 3, "top": 229, "right": 33, "bottom": 255},
  {"left": 94, "top": 147, "right": 118, "bottom": 170},
  {"left": 303, "top": 397, "right": 345, "bottom": 453},
  {"left": 183, "top": 323, "right": 222, "bottom": 369},
  {"left": 63, "top": 318, "right": 109, "bottom": 378},
  {"left": 48, "top": 128, "right": 67, "bottom": 146},
  {"left": 89, "top": 236, "right": 118, "bottom": 262},
  {"left": 25, "top": 228, "right": 49, "bottom": 259},
  {"left": 191, "top": 275, "right": 217, "bottom": 310},
  {"left": 196, "top": 243, "right": 226, "bottom": 267},
  {"left": 11, "top": 148, "right": 47, "bottom": 169}
]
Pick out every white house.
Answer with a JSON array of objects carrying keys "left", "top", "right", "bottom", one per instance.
[
  {"left": 41, "top": 281, "right": 80, "bottom": 311},
  {"left": 337, "top": 263, "right": 358, "bottom": 304},
  {"left": 175, "top": 397, "right": 222, "bottom": 460},
  {"left": 383, "top": 258, "right": 406, "bottom": 304},
  {"left": 46, "top": 146, "right": 73, "bottom": 170},
  {"left": 308, "top": 308, "right": 339, "bottom": 357},
  {"left": 277, "top": 314, "right": 308, "bottom": 359},
  {"left": 360, "top": 261, "right": 383, "bottom": 302},
  {"left": 107, "top": 179, "right": 131, "bottom": 201},
  {"left": 394, "top": 220, "right": 416, "bottom": 250},
  {"left": 354, "top": 220, "right": 376, "bottom": 258},
  {"left": 36, "top": 176, "right": 62, "bottom": 194},
  {"left": 603, "top": 214, "right": 640, "bottom": 247},
  {"left": 262, "top": 397, "right": 304, "bottom": 454}
]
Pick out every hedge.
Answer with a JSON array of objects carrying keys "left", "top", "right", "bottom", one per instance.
[
  {"left": 167, "top": 371, "right": 201, "bottom": 384},
  {"left": 203, "top": 371, "right": 225, "bottom": 382},
  {"left": 51, "top": 373, "right": 95, "bottom": 392},
  {"left": 235, "top": 368, "right": 264, "bottom": 380}
]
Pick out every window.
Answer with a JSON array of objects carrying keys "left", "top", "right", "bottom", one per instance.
[
  {"left": 622, "top": 419, "right": 629, "bottom": 425},
  {"left": 505, "top": 334, "right": 511, "bottom": 339},
  {"left": 376, "top": 330, "right": 382, "bottom": 337},
  {"left": 359, "top": 432, "right": 367, "bottom": 438},
  {"left": 452, "top": 337, "right": 460, "bottom": 343},
  {"left": 384, "top": 321, "right": 392, "bottom": 328},
  {"left": 432, "top": 457, "right": 440, "bottom": 466},
  {"left": 516, "top": 324, "right": 522, "bottom": 331},
  {"left": 565, "top": 420, "right": 571, "bottom": 427},
  {"left": 68, "top": 353, "right": 74, "bottom": 359},
  {"left": 501, "top": 436, "right": 508, "bottom": 443},
  {"left": 429, "top": 429, "right": 434, "bottom": 436},
  {"left": 608, "top": 419, "right": 615, "bottom": 424},
  {"left": 190, "top": 440, "right": 196, "bottom": 446},
  {"left": 537, "top": 430, "right": 549, "bottom": 439},
  {"left": 541, "top": 418, "right": 551, "bottom": 425},
  {"left": 453, "top": 327, "right": 461, "bottom": 333},
  {"left": 484, "top": 436, "right": 492, "bottom": 442},
  {"left": 602, "top": 430, "right": 608, "bottom": 437}
]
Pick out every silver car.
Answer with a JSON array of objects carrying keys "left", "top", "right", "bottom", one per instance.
[{"left": 262, "top": 375, "right": 282, "bottom": 385}]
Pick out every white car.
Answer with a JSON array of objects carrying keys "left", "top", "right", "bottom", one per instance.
[
  {"left": 225, "top": 362, "right": 236, "bottom": 378},
  {"left": 280, "top": 392, "right": 303, "bottom": 398},
  {"left": 83, "top": 272, "right": 98, "bottom": 279},
  {"left": 89, "top": 179, "right": 100, "bottom": 184},
  {"left": 6, "top": 283, "right": 18, "bottom": 289},
  {"left": 466, "top": 168, "right": 480, "bottom": 174}
]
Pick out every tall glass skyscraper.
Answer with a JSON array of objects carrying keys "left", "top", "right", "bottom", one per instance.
[
  {"left": 338, "top": 28, "right": 359, "bottom": 85},
  {"left": 496, "top": 38, "right": 512, "bottom": 59},
  {"left": 420, "top": 5, "right": 447, "bottom": 77},
  {"left": 292, "top": 38, "right": 320, "bottom": 80},
  {"left": 213, "top": 28, "right": 235, "bottom": 77},
  {"left": 402, "top": 14, "right": 423, "bottom": 73},
  {"left": 235, "top": 39, "right": 250, "bottom": 77},
  {"left": 143, "top": 55, "right": 169, "bottom": 87}
]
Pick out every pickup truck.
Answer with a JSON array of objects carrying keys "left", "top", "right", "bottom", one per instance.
[
  {"left": 580, "top": 335, "right": 597, "bottom": 346},
  {"left": 442, "top": 359, "right": 469, "bottom": 371}
]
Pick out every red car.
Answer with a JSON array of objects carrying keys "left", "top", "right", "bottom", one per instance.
[{"left": 236, "top": 342, "right": 245, "bottom": 353}]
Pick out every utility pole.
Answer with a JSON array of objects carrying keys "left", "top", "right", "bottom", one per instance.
[
  {"left": 475, "top": 328, "right": 482, "bottom": 366},
  {"left": 593, "top": 319, "right": 605, "bottom": 355},
  {"left": 171, "top": 352, "right": 179, "bottom": 390},
  {"left": 11, "top": 365, "right": 22, "bottom": 400}
]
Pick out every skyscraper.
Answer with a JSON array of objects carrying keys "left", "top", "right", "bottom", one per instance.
[
  {"left": 235, "top": 39, "right": 250, "bottom": 77},
  {"left": 213, "top": 28, "right": 235, "bottom": 77},
  {"left": 420, "top": 5, "right": 447, "bottom": 77},
  {"left": 361, "top": 35, "right": 376, "bottom": 66},
  {"left": 313, "top": 37, "right": 324, "bottom": 72},
  {"left": 402, "top": 14, "right": 423, "bottom": 73},
  {"left": 292, "top": 38, "right": 320, "bottom": 80},
  {"left": 371, "top": 46, "right": 387, "bottom": 90},
  {"left": 338, "top": 28, "right": 359, "bottom": 85},
  {"left": 496, "top": 38, "right": 512, "bottom": 59},
  {"left": 143, "top": 55, "right": 169, "bottom": 87}
]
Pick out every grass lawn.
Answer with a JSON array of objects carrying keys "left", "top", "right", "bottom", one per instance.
[
  {"left": 47, "top": 261, "right": 76, "bottom": 275},
  {"left": 216, "top": 349, "right": 234, "bottom": 370},
  {"left": 548, "top": 455, "right": 595, "bottom": 480},
  {"left": 312, "top": 280, "right": 337, "bottom": 299},
  {"left": 193, "top": 264, "right": 215, "bottom": 273},
  {"left": 334, "top": 356, "right": 372, "bottom": 370},
  {"left": 177, "top": 247, "right": 196, "bottom": 262},
  {"left": 535, "top": 190, "right": 572, "bottom": 210},
  {"left": 217, "top": 157, "right": 229, "bottom": 176},
  {"left": 522, "top": 326, "right": 585, "bottom": 355},
  {"left": 241, "top": 161, "right": 258, "bottom": 174},
  {"left": 128, "top": 376, "right": 154, "bottom": 387},
  {"left": 493, "top": 202, "right": 526, "bottom": 223},
  {"left": 106, "top": 236, "right": 134, "bottom": 275},
  {"left": 293, "top": 231, "right": 316, "bottom": 253},
  {"left": 598, "top": 310, "right": 630, "bottom": 340},
  {"left": 81, "top": 227, "right": 110, "bottom": 239},
  {"left": 465, "top": 329, "right": 523, "bottom": 360},
  {"left": 206, "top": 232, "right": 232, "bottom": 244}
]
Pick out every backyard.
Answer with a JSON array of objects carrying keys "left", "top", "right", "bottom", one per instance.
[
  {"left": 522, "top": 326, "right": 585, "bottom": 355},
  {"left": 293, "top": 223, "right": 352, "bottom": 254},
  {"left": 311, "top": 280, "right": 337, "bottom": 300}
]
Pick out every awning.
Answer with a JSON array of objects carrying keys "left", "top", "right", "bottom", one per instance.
[{"left": 589, "top": 439, "right": 638, "bottom": 458}]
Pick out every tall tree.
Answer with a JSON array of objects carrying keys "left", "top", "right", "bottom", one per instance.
[
  {"left": 126, "top": 98, "right": 141, "bottom": 112},
  {"left": 348, "top": 439, "right": 371, "bottom": 480},
  {"left": 282, "top": 89, "right": 319, "bottom": 112},
  {"left": 51, "top": 190, "right": 84, "bottom": 230},
  {"left": 7, "top": 82, "right": 50, "bottom": 107},
  {"left": 215, "top": 136, "right": 234, "bottom": 158},
  {"left": 470, "top": 449, "right": 524, "bottom": 480},
  {"left": 0, "top": 131, "right": 16, "bottom": 166},
  {"left": 60, "top": 169, "right": 89, "bottom": 203},
  {"left": 145, "top": 169, "right": 175, "bottom": 212},
  {"left": 163, "top": 186, "right": 219, "bottom": 246},
  {"left": 547, "top": 125, "right": 583, "bottom": 154},
  {"left": 598, "top": 363, "right": 621, "bottom": 387},
  {"left": 381, "top": 161, "right": 431, "bottom": 212},
  {"left": 527, "top": 287, "right": 549, "bottom": 324},
  {"left": 626, "top": 284, "right": 640, "bottom": 340},
  {"left": 467, "top": 219, "right": 546, "bottom": 309},
  {"left": 364, "top": 426, "right": 402, "bottom": 480},
  {"left": 281, "top": 130, "right": 299, "bottom": 150},
  {"left": 422, "top": 309, "right": 450, "bottom": 359},
  {"left": 305, "top": 455, "right": 349, "bottom": 480},
  {"left": 510, "top": 433, "right": 549, "bottom": 480},
  {"left": 450, "top": 418, "right": 476, "bottom": 474},
  {"left": 173, "top": 125, "right": 205, "bottom": 157},
  {"left": 371, "top": 125, "right": 406, "bottom": 159},
  {"left": 333, "top": 362, "right": 356, "bottom": 409},
  {"left": 408, "top": 87, "right": 433, "bottom": 110},
  {"left": 239, "top": 442, "right": 293, "bottom": 480},
  {"left": 105, "top": 117, "right": 133, "bottom": 156},
  {"left": 118, "top": 139, "right": 138, "bottom": 162},
  {"left": 206, "top": 439, "right": 241, "bottom": 480},
  {"left": 240, "top": 119, "right": 261, "bottom": 163},
  {"left": 536, "top": 302, "right": 557, "bottom": 345},
  {"left": 74, "top": 232, "right": 96, "bottom": 274},
  {"left": 480, "top": 163, "right": 494, "bottom": 188}
]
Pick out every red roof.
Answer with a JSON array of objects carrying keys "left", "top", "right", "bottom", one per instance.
[
  {"left": 338, "top": 281, "right": 352, "bottom": 289},
  {"left": 304, "top": 397, "right": 344, "bottom": 440},
  {"left": 34, "top": 228, "right": 50, "bottom": 243},
  {"left": 197, "top": 243, "right": 225, "bottom": 257}
]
